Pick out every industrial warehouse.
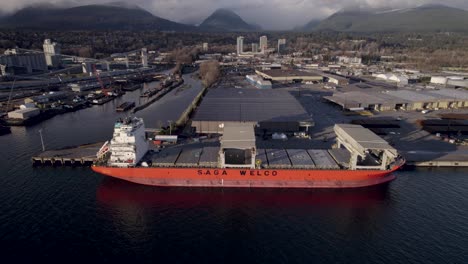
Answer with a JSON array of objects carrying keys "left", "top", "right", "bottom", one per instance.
[
  {"left": 255, "top": 69, "right": 323, "bottom": 83},
  {"left": 192, "top": 88, "right": 314, "bottom": 134},
  {"left": 324, "top": 88, "right": 468, "bottom": 111}
]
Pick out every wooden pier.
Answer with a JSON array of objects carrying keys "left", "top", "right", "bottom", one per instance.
[{"left": 32, "top": 142, "right": 103, "bottom": 166}]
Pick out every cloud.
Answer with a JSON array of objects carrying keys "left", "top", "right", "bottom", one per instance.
[{"left": 2, "top": 0, "right": 468, "bottom": 30}]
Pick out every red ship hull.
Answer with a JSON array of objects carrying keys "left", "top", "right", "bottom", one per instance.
[{"left": 92, "top": 163, "right": 403, "bottom": 189}]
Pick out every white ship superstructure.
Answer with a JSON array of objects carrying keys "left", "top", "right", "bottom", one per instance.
[{"left": 109, "top": 117, "right": 148, "bottom": 167}]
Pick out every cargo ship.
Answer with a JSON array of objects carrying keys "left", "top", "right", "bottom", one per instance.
[{"left": 92, "top": 117, "right": 404, "bottom": 188}]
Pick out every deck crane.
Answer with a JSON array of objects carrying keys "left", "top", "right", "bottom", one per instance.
[{"left": 92, "top": 64, "right": 113, "bottom": 96}]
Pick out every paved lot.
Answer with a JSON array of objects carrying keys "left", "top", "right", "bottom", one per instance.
[
  {"left": 209, "top": 74, "right": 468, "bottom": 162},
  {"left": 288, "top": 85, "right": 468, "bottom": 161}
]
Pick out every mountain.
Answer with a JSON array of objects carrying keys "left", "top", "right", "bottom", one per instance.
[
  {"left": 199, "top": 9, "right": 260, "bottom": 32},
  {"left": 0, "top": 3, "right": 196, "bottom": 31},
  {"left": 295, "top": 19, "right": 321, "bottom": 31},
  {"left": 309, "top": 5, "right": 468, "bottom": 32}
]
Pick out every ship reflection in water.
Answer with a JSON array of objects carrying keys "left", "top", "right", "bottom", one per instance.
[
  {"left": 97, "top": 178, "right": 391, "bottom": 209},
  {"left": 96, "top": 178, "right": 395, "bottom": 248}
]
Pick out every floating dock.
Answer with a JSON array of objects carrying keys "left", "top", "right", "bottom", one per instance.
[{"left": 32, "top": 142, "right": 102, "bottom": 166}]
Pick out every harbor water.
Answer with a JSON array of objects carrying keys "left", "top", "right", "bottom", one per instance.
[{"left": 1, "top": 73, "right": 468, "bottom": 263}]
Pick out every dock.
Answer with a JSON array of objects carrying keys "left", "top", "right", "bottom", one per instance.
[
  {"left": 32, "top": 142, "right": 103, "bottom": 166},
  {"left": 402, "top": 150, "right": 468, "bottom": 167}
]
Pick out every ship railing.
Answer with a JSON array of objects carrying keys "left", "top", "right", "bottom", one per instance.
[
  {"left": 355, "top": 166, "right": 384, "bottom": 170},
  {"left": 389, "top": 156, "right": 405, "bottom": 170}
]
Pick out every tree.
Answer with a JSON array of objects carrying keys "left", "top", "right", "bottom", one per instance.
[
  {"left": 78, "top": 47, "right": 93, "bottom": 58},
  {"left": 199, "top": 61, "right": 220, "bottom": 88}
]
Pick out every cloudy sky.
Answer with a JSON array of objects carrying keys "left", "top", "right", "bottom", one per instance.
[{"left": 2, "top": 0, "right": 468, "bottom": 30}]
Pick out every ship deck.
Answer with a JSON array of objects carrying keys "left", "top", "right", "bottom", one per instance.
[{"left": 145, "top": 139, "right": 353, "bottom": 170}]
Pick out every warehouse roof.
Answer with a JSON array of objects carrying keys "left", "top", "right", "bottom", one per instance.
[
  {"left": 428, "top": 89, "right": 468, "bottom": 100},
  {"left": 324, "top": 91, "right": 410, "bottom": 108},
  {"left": 324, "top": 87, "right": 468, "bottom": 108},
  {"left": 257, "top": 69, "right": 321, "bottom": 78},
  {"left": 309, "top": 70, "right": 349, "bottom": 83},
  {"left": 332, "top": 91, "right": 388, "bottom": 104},
  {"left": 385, "top": 90, "right": 438, "bottom": 102},
  {"left": 193, "top": 88, "right": 312, "bottom": 123}
]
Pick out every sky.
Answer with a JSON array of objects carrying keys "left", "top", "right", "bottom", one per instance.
[{"left": 2, "top": 0, "right": 468, "bottom": 30}]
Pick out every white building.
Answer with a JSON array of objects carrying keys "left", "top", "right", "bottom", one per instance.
[
  {"left": 260, "top": 36, "right": 268, "bottom": 54},
  {"left": 202, "top": 43, "right": 209, "bottom": 52},
  {"left": 237, "top": 36, "right": 244, "bottom": 56},
  {"left": 8, "top": 108, "right": 40, "bottom": 120},
  {"left": 43, "top": 39, "right": 61, "bottom": 68},
  {"left": 431, "top": 76, "right": 468, "bottom": 88},
  {"left": 448, "top": 79, "right": 468, "bottom": 88},
  {"left": 337, "top": 56, "right": 362, "bottom": 65},
  {"left": 431, "top": 76, "right": 449, "bottom": 85},
  {"left": 109, "top": 117, "right": 149, "bottom": 167},
  {"left": 141, "top": 48, "right": 148, "bottom": 68},
  {"left": 375, "top": 73, "right": 408, "bottom": 86}
]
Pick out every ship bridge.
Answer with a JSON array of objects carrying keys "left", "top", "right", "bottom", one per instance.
[
  {"left": 334, "top": 124, "right": 397, "bottom": 170},
  {"left": 220, "top": 123, "right": 256, "bottom": 169}
]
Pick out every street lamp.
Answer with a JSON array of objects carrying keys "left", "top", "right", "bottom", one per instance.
[
  {"left": 5, "top": 78, "right": 16, "bottom": 113},
  {"left": 167, "top": 120, "right": 173, "bottom": 135},
  {"left": 38, "top": 129, "right": 45, "bottom": 151}
]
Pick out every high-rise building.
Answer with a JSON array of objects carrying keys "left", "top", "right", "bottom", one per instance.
[
  {"left": 278, "top": 39, "right": 286, "bottom": 55},
  {"left": 237, "top": 36, "right": 244, "bottom": 55},
  {"left": 252, "top": 43, "right": 259, "bottom": 53},
  {"left": 202, "top": 43, "right": 209, "bottom": 52},
  {"left": 259, "top": 36, "right": 268, "bottom": 54},
  {"left": 141, "top": 48, "right": 148, "bottom": 68},
  {"left": 43, "top": 39, "right": 61, "bottom": 68}
]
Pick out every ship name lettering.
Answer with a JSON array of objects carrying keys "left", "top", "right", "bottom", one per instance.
[
  {"left": 197, "top": 170, "right": 228, "bottom": 176},
  {"left": 239, "top": 170, "right": 278, "bottom": 176}
]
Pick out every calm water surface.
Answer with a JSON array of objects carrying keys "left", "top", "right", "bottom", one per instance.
[{"left": 0, "top": 73, "right": 467, "bottom": 263}]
